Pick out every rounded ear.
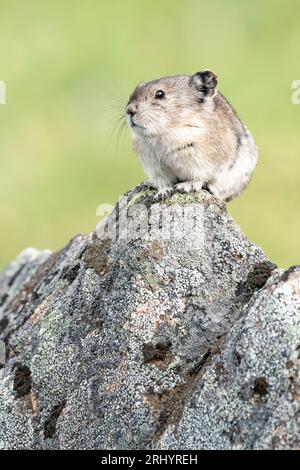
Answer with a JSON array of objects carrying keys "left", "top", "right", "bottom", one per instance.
[{"left": 190, "top": 70, "right": 218, "bottom": 99}]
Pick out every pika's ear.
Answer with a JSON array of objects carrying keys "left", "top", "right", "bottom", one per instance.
[{"left": 190, "top": 70, "right": 218, "bottom": 99}]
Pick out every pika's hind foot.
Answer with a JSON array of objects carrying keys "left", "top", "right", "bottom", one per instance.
[{"left": 205, "top": 184, "right": 222, "bottom": 200}]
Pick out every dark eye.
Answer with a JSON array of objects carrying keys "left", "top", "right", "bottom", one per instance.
[{"left": 155, "top": 90, "right": 165, "bottom": 99}]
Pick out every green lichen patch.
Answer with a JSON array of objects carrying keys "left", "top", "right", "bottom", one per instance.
[
  {"left": 126, "top": 188, "right": 156, "bottom": 209},
  {"left": 163, "top": 191, "right": 205, "bottom": 206}
]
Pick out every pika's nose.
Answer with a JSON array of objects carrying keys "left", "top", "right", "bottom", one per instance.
[{"left": 126, "top": 104, "right": 137, "bottom": 117}]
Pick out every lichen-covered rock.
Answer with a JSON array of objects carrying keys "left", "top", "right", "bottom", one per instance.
[
  {"left": 156, "top": 267, "right": 300, "bottom": 450},
  {"left": 0, "top": 184, "right": 298, "bottom": 450}
]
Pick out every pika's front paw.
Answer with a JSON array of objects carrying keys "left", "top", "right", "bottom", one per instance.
[
  {"left": 153, "top": 187, "right": 173, "bottom": 202},
  {"left": 175, "top": 181, "right": 203, "bottom": 193}
]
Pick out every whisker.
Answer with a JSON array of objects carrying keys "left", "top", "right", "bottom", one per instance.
[
  {"left": 114, "top": 119, "right": 128, "bottom": 154},
  {"left": 103, "top": 106, "right": 128, "bottom": 153}
]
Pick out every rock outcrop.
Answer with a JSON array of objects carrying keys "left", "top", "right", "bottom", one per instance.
[{"left": 0, "top": 184, "right": 299, "bottom": 449}]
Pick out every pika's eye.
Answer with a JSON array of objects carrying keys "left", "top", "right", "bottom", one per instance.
[{"left": 155, "top": 90, "right": 165, "bottom": 99}]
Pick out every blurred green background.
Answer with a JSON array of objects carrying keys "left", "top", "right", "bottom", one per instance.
[{"left": 0, "top": 0, "right": 299, "bottom": 269}]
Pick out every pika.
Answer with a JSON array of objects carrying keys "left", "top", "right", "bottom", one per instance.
[{"left": 126, "top": 70, "right": 258, "bottom": 202}]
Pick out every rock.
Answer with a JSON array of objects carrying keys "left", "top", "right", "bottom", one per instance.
[
  {"left": 156, "top": 266, "right": 300, "bottom": 450},
  {"left": 0, "top": 183, "right": 298, "bottom": 450}
]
